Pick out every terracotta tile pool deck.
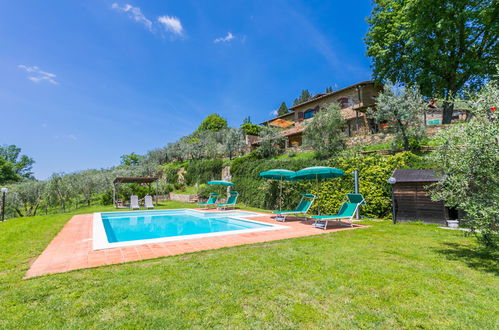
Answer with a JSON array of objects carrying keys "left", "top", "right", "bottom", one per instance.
[{"left": 25, "top": 209, "right": 367, "bottom": 278}]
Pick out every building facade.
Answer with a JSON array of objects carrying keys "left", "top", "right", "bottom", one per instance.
[{"left": 259, "top": 81, "right": 383, "bottom": 148}]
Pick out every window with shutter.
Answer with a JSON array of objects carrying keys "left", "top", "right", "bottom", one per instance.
[
  {"left": 297, "top": 112, "right": 304, "bottom": 121},
  {"left": 304, "top": 109, "right": 314, "bottom": 119},
  {"left": 337, "top": 97, "right": 350, "bottom": 109}
]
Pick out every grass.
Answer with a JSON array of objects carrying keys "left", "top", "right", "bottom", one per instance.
[{"left": 1, "top": 203, "right": 498, "bottom": 328}]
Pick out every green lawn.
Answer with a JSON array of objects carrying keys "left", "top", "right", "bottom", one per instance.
[{"left": 0, "top": 202, "right": 497, "bottom": 328}]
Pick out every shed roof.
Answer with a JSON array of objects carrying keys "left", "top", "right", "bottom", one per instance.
[
  {"left": 391, "top": 169, "right": 442, "bottom": 183},
  {"left": 113, "top": 176, "right": 159, "bottom": 184}
]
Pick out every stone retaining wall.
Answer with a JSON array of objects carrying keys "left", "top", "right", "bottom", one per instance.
[{"left": 168, "top": 193, "right": 198, "bottom": 203}]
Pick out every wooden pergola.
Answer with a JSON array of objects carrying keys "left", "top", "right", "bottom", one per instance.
[{"left": 112, "top": 176, "right": 159, "bottom": 208}]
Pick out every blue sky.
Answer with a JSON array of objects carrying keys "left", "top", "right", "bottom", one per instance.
[{"left": 0, "top": 0, "right": 373, "bottom": 179}]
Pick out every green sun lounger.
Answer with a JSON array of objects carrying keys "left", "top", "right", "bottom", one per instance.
[
  {"left": 217, "top": 191, "right": 239, "bottom": 210},
  {"left": 311, "top": 193, "right": 365, "bottom": 229},
  {"left": 272, "top": 194, "right": 316, "bottom": 222},
  {"left": 197, "top": 193, "right": 219, "bottom": 209}
]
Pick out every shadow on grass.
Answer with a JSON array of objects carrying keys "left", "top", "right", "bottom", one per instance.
[{"left": 435, "top": 242, "right": 499, "bottom": 276}]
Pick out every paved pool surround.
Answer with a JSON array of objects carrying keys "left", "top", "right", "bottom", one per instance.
[{"left": 25, "top": 209, "right": 367, "bottom": 278}]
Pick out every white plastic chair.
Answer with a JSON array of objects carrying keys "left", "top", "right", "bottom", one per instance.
[{"left": 130, "top": 195, "right": 140, "bottom": 210}]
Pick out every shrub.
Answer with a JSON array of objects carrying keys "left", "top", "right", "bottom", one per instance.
[{"left": 197, "top": 184, "right": 212, "bottom": 200}]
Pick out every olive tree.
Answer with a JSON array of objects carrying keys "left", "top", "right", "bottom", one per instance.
[
  {"left": 303, "top": 103, "right": 346, "bottom": 157},
  {"left": 8, "top": 180, "right": 46, "bottom": 217},
  {"left": 70, "top": 171, "right": 107, "bottom": 207},
  {"left": 369, "top": 82, "right": 427, "bottom": 150},
  {"left": 198, "top": 130, "right": 223, "bottom": 159},
  {"left": 256, "top": 127, "right": 285, "bottom": 158},
  {"left": 46, "top": 173, "right": 75, "bottom": 212},
  {"left": 429, "top": 81, "right": 498, "bottom": 248},
  {"left": 221, "top": 128, "right": 245, "bottom": 160}
]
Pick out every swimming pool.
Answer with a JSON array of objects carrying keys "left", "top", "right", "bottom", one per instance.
[{"left": 93, "top": 209, "right": 287, "bottom": 250}]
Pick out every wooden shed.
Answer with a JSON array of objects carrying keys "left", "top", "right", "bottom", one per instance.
[{"left": 389, "top": 169, "right": 456, "bottom": 224}]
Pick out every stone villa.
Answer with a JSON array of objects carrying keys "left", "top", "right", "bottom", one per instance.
[
  {"left": 250, "top": 80, "right": 468, "bottom": 150},
  {"left": 258, "top": 81, "right": 382, "bottom": 148}
]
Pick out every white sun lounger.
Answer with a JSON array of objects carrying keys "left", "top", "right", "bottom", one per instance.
[{"left": 144, "top": 195, "right": 154, "bottom": 209}]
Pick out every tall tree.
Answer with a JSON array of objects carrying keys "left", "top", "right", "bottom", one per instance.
[
  {"left": 120, "top": 152, "right": 142, "bottom": 166},
  {"left": 365, "top": 0, "right": 499, "bottom": 124},
  {"left": 325, "top": 86, "right": 333, "bottom": 93},
  {"left": 0, "top": 144, "right": 34, "bottom": 184},
  {"left": 197, "top": 114, "right": 228, "bottom": 132},
  {"left": 240, "top": 122, "right": 262, "bottom": 136},
  {"left": 277, "top": 101, "right": 289, "bottom": 116},
  {"left": 293, "top": 90, "right": 312, "bottom": 106}
]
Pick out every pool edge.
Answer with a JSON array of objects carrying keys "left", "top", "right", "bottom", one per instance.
[{"left": 92, "top": 209, "right": 289, "bottom": 250}]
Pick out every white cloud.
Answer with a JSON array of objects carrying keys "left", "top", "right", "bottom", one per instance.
[
  {"left": 111, "top": 4, "right": 185, "bottom": 38},
  {"left": 112, "top": 3, "right": 152, "bottom": 31},
  {"left": 67, "top": 134, "right": 77, "bottom": 141},
  {"left": 214, "top": 32, "right": 234, "bottom": 43},
  {"left": 18, "top": 65, "right": 58, "bottom": 84},
  {"left": 270, "top": 110, "right": 278, "bottom": 116},
  {"left": 157, "top": 16, "right": 183, "bottom": 36}
]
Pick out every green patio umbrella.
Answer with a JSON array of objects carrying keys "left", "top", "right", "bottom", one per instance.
[
  {"left": 292, "top": 166, "right": 344, "bottom": 181},
  {"left": 292, "top": 166, "right": 345, "bottom": 214},
  {"left": 259, "top": 169, "right": 296, "bottom": 211},
  {"left": 207, "top": 180, "right": 235, "bottom": 186},
  {"left": 207, "top": 180, "right": 235, "bottom": 202}
]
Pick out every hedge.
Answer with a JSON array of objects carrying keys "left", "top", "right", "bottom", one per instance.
[
  {"left": 231, "top": 157, "right": 323, "bottom": 210},
  {"left": 231, "top": 152, "right": 420, "bottom": 219},
  {"left": 184, "top": 159, "right": 225, "bottom": 186}
]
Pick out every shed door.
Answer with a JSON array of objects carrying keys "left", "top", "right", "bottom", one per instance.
[{"left": 395, "top": 183, "right": 445, "bottom": 223}]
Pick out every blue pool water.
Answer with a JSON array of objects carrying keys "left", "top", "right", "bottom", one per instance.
[{"left": 100, "top": 210, "right": 271, "bottom": 243}]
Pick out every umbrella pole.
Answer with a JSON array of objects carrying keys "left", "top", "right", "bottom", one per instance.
[
  {"left": 279, "top": 179, "right": 283, "bottom": 212},
  {"left": 316, "top": 174, "right": 320, "bottom": 216}
]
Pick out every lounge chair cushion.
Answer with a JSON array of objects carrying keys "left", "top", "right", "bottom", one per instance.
[
  {"left": 272, "top": 195, "right": 315, "bottom": 215},
  {"left": 197, "top": 194, "right": 219, "bottom": 205},
  {"left": 273, "top": 210, "right": 306, "bottom": 215},
  {"left": 311, "top": 203, "right": 357, "bottom": 220}
]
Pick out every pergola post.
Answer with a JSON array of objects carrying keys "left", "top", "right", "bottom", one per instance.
[
  {"left": 112, "top": 183, "right": 116, "bottom": 207},
  {"left": 155, "top": 180, "right": 159, "bottom": 206}
]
